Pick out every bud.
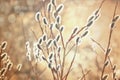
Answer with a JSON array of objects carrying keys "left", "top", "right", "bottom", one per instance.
[
  {"left": 38, "top": 38, "right": 42, "bottom": 44},
  {"left": 56, "top": 15, "right": 61, "bottom": 24},
  {"left": 51, "top": 0, "right": 56, "bottom": 6},
  {"left": 94, "top": 9, "right": 99, "bottom": 15},
  {"left": 86, "top": 20, "right": 93, "bottom": 27},
  {"left": 112, "top": 65, "right": 116, "bottom": 71},
  {"left": 43, "top": 17, "right": 48, "bottom": 25},
  {"left": 106, "top": 48, "right": 111, "bottom": 55},
  {"left": 53, "top": 40, "right": 57, "bottom": 47},
  {"left": 43, "top": 34, "right": 47, "bottom": 41},
  {"left": 59, "top": 25, "right": 64, "bottom": 32},
  {"left": 56, "top": 64, "right": 61, "bottom": 71},
  {"left": 53, "top": 11, "right": 58, "bottom": 18},
  {"left": 94, "top": 14, "right": 100, "bottom": 20},
  {"left": 55, "top": 23, "right": 59, "bottom": 29},
  {"left": 56, "top": 4, "right": 64, "bottom": 14},
  {"left": 35, "top": 12, "right": 41, "bottom": 22},
  {"left": 81, "top": 30, "right": 89, "bottom": 38},
  {"left": 49, "top": 53, "right": 53, "bottom": 60},
  {"left": 7, "top": 62, "right": 13, "bottom": 71},
  {"left": 88, "top": 15, "right": 94, "bottom": 22},
  {"left": 72, "top": 27, "right": 78, "bottom": 35},
  {"left": 0, "top": 68, "right": 7, "bottom": 76},
  {"left": 56, "top": 35, "right": 60, "bottom": 42},
  {"left": 102, "top": 74, "right": 108, "bottom": 80},
  {"left": 1, "top": 52, "right": 7, "bottom": 60},
  {"left": 110, "top": 22, "right": 115, "bottom": 29},
  {"left": 49, "top": 23, "right": 54, "bottom": 30},
  {"left": 17, "top": 64, "right": 22, "bottom": 71},
  {"left": 76, "top": 37, "right": 81, "bottom": 46},
  {"left": 1, "top": 41, "right": 7, "bottom": 50},
  {"left": 57, "top": 46, "right": 61, "bottom": 53},
  {"left": 112, "top": 15, "right": 119, "bottom": 22},
  {"left": 47, "top": 39, "right": 53, "bottom": 48},
  {"left": 104, "top": 60, "right": 109, "bottom": 67},
  {"left": 48, "top": 63, "right": 52, "bottom": 69},
  {"left": 47, "top": 3, "right": 52, "bottom": 12},
  {"left": 37, "top": 44, "right": 42, "bottom": 50},
  {"left": 42, "top": 55, "right": 47, "bottom": 61}
]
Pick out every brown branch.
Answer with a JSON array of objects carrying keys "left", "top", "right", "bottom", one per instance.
[
  {"left": 65, "top": 44, "right": 75, "bottom": 57},
  {"left": 100, "top": 1, "right": 118, "bottom": 79},
  {"left": 80, "top": 70, "right": 91, "bottom": 80},
  {"left": 98, "top": 0, "right": 106, "bottom": 10},
  {"left": 31, "top": 29, "right": 38, "bottom": 41},
  {"left": 64, "top": 46, "right": 77, "bottom": 80}
]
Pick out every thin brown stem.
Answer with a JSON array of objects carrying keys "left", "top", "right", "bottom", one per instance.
[
  {"left": 90, "top": 38, "right": 114, "bottom": 70},
  {"left": 60, "top": 30, "right": 66, "bottom": 80},
  {"left": 31, "top": 29, "right": 38, "bottom": 40},
  {"left": 100, "top": 1, "right": 118, "bottom": 79},
  {"left": 66, "top": 26, "right": 86, "bottom": 47},
  {"left": 98, "top": 0, "right": 106, "bottom": 10},
  {"left": 64, "top": 45, "right": 77, "bottom": 80},
  {"left": 65, "top": 44, "right": 75, "bottom": 57},
  {"left": 38, "top": 20, "right": 44, "bottom": 34},
  {"left": 0, "top": 49, "right": 2, "bottom": 68},
  {"left": 80, "top": 70, "right": 91, "bottom": 80}
]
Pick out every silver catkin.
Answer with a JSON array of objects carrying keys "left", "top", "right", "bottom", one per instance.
[
  {"left": 43, "top": 17, "right": 48, "bottom": 25},
  {"left": 47, "top": 39, "right": 53, "bottom": 48},
  {"left": 56, "top": 4, "right": 64, "bottom": 14},
  {"left": 1, "top": 41, "right": 7, "bottom": 50},
  {"left": 35, "top": 12, "right": 41, "bottom": 22},
  {"left": 17, "top": 64, "right": 22, "bottom": 71},
  {"left": 81, "top": 30, "right": 89, "bottom": 38},
  {"left": 72, "top": 27, "right": 78, "bottom": 35},
  {"left": 56, "top": 15, "right": 61, "bottom": 24},
  {"left": 47, "top": 3, "right": 52, "bottom": 12}
]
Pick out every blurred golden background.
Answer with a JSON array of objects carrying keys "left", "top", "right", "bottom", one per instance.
[{"left": 0, "top": 0, "right": 120, "bottom": 80}]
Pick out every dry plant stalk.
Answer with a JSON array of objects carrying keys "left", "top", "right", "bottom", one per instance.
[
  {"left": 0, "top": 41, "right": 22, "bottom": 80},
  {"left": 100, "top": 1, "right": 119, "bottom": 80},
  {"left": 24, "top": 0, "right": 119, "bottom": 80},
  {"left": 25, "top": 0, "right": 93, "bottom": 79},
  {"left": 91, "top": 0, "right": 119, "bottom": 80}
]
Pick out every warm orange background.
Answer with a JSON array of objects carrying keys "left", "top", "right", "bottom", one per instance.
[{"left": 0, "top": 0, "right": 120, "bottom": 80}]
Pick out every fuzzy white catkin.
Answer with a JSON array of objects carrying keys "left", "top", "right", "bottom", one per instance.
[
  {"left": 72, "top": 27, "right": 78, "bottom": 35},
  {"left": 56, "top": 4, "right": 64, "bottom": 14},
  {"left": 51, "top": 0, "right": 56, "bottom": 6},
  {"left": 1, "top": 52, "right": 8, "bottom": 60},
  {"left": 7, "top": 62, "right": 13, "bottom": 71},
  {"left": 1, "top": 41, "right": 7, "bottom": 50},
  {"left": 35, "top": 12, "right": 41, "bottom": 22},
  {"left": 43, "top": 17, "right": 48, "bottom": 25},
  {"left": 17, "top": 64, "right": 22, "bottom": 71},
  {"left": 47, "top": 3, "right": 52, "bottom": 12},
  {"left": 0, "top": 68, "right": 7, "bottom": 76}
]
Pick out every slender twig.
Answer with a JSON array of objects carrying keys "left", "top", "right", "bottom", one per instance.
[
  {"left": 66, "top": 26, "right": 86, "bottom": 47},
  {"left": 91, "top": 38, "right": 114, "bottom": 78},
  {"left": 31, "top": 29, "right": 38, "bottom": 40},
  {"left": 100, "top": 1, "right": 118, "bottom": 79},
  {"left": 0, "top": 48, "right": 2, "bottom": 68},
  {"left": 80, "top": 70, "right": 91, "bottom": 80},
  {"left": 81, "top": 66, "right": 86, "bottom": 80},
  {"left": 38, "top": 20, "right": 44, "bottom": 34},
  {"left": 91, "top": 38, "right": 113, "bottom": 68},
  {"left": 98, "top": 0, "right": 106, "bottom": 10},
  {"left": 91, "top": 38, "right": 105, "bottom": 52},
  {"left": 60, "top": 30, "right": 66, "bottom": 80},
  {"left": 64, "top": 45, "right": 77, "bottom": 80},
  {"left": 65, "top": 44, "right": 75, "bottom": 56}
]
